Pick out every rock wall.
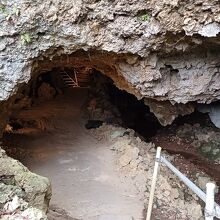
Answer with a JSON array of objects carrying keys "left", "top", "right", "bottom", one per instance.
[
  {"left": 1, "top": 1, "right": 220, "bottom": 215},
  {"left": 0, "top": 147, "right": 51, "bottom": 213},
  {"left": 1, "top": 0, "right": 220, "bottom": 128}
]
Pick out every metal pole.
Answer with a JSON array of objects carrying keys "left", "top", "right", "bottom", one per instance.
[
  {"left": 205, "top": 183, "right": 216, "bottom": 220},
  {"left": 146, "top": 147, "right": 161, "bottom": 220},
  {"left": 160, "top": 156, "right": 206, "bottom": 202},
  {"left": 161, "top": 156, "right": 220, "bottom": 219}
]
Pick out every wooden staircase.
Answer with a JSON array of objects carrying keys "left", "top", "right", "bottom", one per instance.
[{"left": 61, "top": 69, "right": 90, "bottom": 88}]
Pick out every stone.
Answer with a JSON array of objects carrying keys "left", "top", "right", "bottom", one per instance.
[
  {"left": 21, "top": 207, "right": 47, "bottom": 220},
  {"left": 198, "top": 22, "right": 220, "bottom": 37},
  {"left": 201, "top": 145, "right": 211, "bottom": 153},
  {"left": 196, "top": 133, "right": 210, "bottom": 142},
  {"left": 110, "top": 130, "right": 126, "bottom": 139},
  {"left": 187, "top": 204, "right": 203, "bottom": 220},
  {"left": 164, "top": 190, "right": 170, "bottom": 197},
  {"left": 1, "top": 207, "right": 47, "bottom": 220},
  {"left": 1, "top": 196, "right": 47, "bottom": 220},
  {"left": 111, "top": 138, "right": 131, "bottom": 152},
  {"left": 170, "top": 188, "right": 180, "bottom": 200},
  {"left": 4, "top": 124, "right": 13, "bottom": 133},
  {"left": 0, "top": 148, "right": 51, "bottom": 212},
  {"left": 212, "top": 148, "right": 220, "bottom": 155},
  {"left": 144, "top": 99, "right": 195, "bottom": 126},
  {"left": 4, "top": 196, "right": 20, "bottom": 212},
  {"left": 96, "top": 124, "right": 204, "bottom": 220},
  {"left": 0, "top": 183, "right": 24, "bottom": 207},
  {"left": 119, "top": 147, "right": 139, "bottom": 167},
  {"left": 197, "top": 176, "right": 212, "bottom": 191}
]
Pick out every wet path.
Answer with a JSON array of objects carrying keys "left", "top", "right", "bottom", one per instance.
[{"left": 3, "top": 89, "right": 144, "bottom": 220}]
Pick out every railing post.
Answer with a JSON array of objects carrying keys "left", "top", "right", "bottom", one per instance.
[
  {"left": 205, "top": 183, "right": 216, "bottom": 220},
  {"left": 146, "top": 147, "right": 161, "bottom": 220}
]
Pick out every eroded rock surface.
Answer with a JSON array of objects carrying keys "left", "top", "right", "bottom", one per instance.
[
  {"left": 2, "top": 196, "right": 47, "bottom": 220},
  {"left": 1, "top": 1, "right": 220, "bottom": 129},
  {"left": 0, "top": 147, "right": 51, "bottom": 213},
  {"left": 144, "top": 99, "right": 195, "bottom": 125}
]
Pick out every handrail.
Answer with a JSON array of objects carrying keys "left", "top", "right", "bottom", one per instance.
[{"left": 146, "top": 147, "right": 220, "bottom": 220}]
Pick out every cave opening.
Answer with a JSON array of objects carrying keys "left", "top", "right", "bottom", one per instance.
[
  {"left": 1, "top": 52, "right": 220, "bottom": 218},
  {"left": 3, "top": 67, "right": 162, "bottom": 144},
  {"left": 100, "top": 73, "right": 162, "bottom": 140},
  {"left": 2, "top": 61, "right": 163, "bottom": 219}
]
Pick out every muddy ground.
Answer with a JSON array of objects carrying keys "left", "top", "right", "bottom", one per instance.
[{"left": 2, "top": 87, "right": 219, "bottom": 220}]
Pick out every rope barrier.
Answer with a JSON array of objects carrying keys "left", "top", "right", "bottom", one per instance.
[{"left": 146, "top": 147, "right": 220, "bottom": 220}]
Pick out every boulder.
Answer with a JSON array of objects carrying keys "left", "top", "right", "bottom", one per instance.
[
  {"left": 119, "top": 147, "right": 139, "bottom": 167},
  {"left": 0, "top": 148, "right": 51, "bottom": 213}
]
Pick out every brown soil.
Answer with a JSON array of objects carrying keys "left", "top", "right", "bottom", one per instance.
[{"left": 152, "top": 133, "right": 220, "bottom": 202}]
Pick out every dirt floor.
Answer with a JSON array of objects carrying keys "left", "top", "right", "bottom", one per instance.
[
  {"left": 3, "top": 87, "right": 219, "bottom": 220},
  {"left": 3, "top": 89, "right": 145, "bottom": 220}
]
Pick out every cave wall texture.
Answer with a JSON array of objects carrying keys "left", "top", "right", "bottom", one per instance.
[{"left": 1, "top": 0, "right": 220, "bottom": 132}]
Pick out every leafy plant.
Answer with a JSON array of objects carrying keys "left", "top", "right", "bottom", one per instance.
[
  {"left": 20, "top": 33, "right": 32, "bottom": 45},
  {"left": 140, "top": 13, "right": 150, "bottom": 22}
]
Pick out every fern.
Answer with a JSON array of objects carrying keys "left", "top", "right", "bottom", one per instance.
[
  {"left": 21, "top": 33, "right": 32, "bottom": 45},
  {"left": 140, "top": 13, "right": 150, "bottom": 22}
]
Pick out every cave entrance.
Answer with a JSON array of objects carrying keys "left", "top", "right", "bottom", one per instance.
[
  {"left": 2, "top": 64, "right": 161, "bottom": 219},
  {"left": 2, "top": 51, "right": 220, "bottom": 219}
]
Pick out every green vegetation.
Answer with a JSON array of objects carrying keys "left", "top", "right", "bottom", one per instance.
[
  {"left": 139, "top": 13, "right": 150, "bottom": 22},
  {"left": 20, "top": 33, "right": 32, "bottom": 45}
]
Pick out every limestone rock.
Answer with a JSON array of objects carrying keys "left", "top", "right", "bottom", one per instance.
[
  {"left": 1, "top": 195, "right": 47, "bottom": 220},
  {"left": 119, "top": 147, "right": 139, "bottom": 167},
  {"left": 1, "top": 0, "right": 220, "bottom": 131},
  {"left": 197, "top": 176, "right": 212, "bottom": 191},
  {"left": 110, "top": 130, "right": 127, "bottom": 139},
  {"left": 170, "top": 188, "right": 180, "bottom": 200},
  {"left": 3, "top": 196, "right": 21, "bottom": 213},
  {"left": 0, "top": 183, "right": 25, "bottom": 207},
  {"left": 144, "top": 99, "right": 195, "bottom": 125},
  {"left": 1, "top": 207, "right": 47, "bottom": 220},
  {"left": 198, "top": 104, "right": 220, "bottom": 129},
  {"left": 0, "top": 148, "right": 51, "bottom": 212},
  {"left": 21, "top": 207, "right": 47, "bottom": 220},
  {"left": 198, "top": 22, "right": 220, "bottom": 37}
]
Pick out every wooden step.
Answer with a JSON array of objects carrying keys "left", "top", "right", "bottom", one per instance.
[{"left": 60, "top": 69, "right": 90, "bottom": 88}]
